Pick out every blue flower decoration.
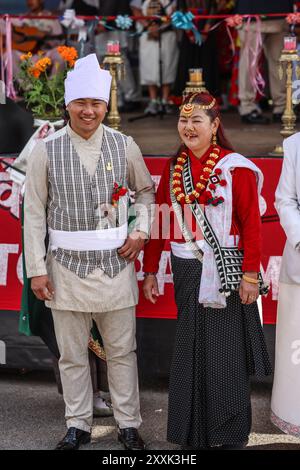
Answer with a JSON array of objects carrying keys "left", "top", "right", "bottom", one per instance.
[
  {"left": 171, "top": 11, "right": 202, "bottom": 45},
  {"left": 115, "top": 15, "right": 133, "bottom": 30}
]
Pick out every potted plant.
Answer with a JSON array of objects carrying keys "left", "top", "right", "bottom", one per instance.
[{"left": 18, "top": 46, "right": 78, "bottom": 123}]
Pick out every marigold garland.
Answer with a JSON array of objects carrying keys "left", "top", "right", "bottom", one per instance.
[{"left": 172, "top": 146, "right": 227, "bottom": 207}]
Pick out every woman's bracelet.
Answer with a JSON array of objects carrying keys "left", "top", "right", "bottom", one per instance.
[
  {"left": 242, "top": 274, "right": 259, "bottom": 285},
  {"left": 144, "top": 272, "right": 157, "bottom": 277}
]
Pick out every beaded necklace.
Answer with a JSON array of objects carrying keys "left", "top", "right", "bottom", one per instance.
[{"left": 172, "top": 145, "right": 226, "bottom": 207}]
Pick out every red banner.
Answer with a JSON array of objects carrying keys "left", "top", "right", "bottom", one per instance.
[
  {"left": 0, "top": 159, "right": 23, "bottom": 310},
  {"left": 0, "top": 156, "right": 285, "bottom": 324}
]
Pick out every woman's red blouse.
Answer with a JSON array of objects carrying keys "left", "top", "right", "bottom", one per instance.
[{"left": 143, "top": 146, "right": 262, "bottom": 273}]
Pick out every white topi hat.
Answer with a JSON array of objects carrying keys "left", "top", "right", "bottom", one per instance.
[{"left": 64, "top": 53, "right": 112, "bottom": 106}]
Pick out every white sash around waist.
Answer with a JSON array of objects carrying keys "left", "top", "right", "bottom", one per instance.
[
  {"left": 170, "top": 240, "right": 205, "bottom": 259},
  {"left": 49, "top": 223, "right": 128, "bottom": 251}
]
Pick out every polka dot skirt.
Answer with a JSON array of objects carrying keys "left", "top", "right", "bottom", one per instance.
[{"left": 167, "top": 254, "right": 272, "bottom": 449}]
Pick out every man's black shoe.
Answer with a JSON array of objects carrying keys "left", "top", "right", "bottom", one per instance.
[
  {"left": 118, "top": 427, "right": 146, "bottom": 450},
  {"left": 241, "top": 111, "right": 270, "bottom": 124},
  {"left": 55, "top": 427, "right": 91, "bottom": 450}
]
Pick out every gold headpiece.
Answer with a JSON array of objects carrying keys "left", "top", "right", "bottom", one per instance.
[{"left": 179, "top": 93, "right": 216, "bottom": 117}]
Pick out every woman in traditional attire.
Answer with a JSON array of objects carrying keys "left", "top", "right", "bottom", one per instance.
[
  {"left": 143, "top": 91, "right": 272, "bottom": 449},
  {"left": 271, "top": 133, "right": 300, "bottom": 437}
]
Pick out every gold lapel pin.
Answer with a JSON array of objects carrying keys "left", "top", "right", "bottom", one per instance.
[{"left": 106, "top": 162, "right": 112, "bottom": 171}]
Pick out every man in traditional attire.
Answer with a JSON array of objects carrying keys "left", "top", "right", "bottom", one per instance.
[
  {"left": 271, "top": 132, "right": 300, "bottom": 437},
  {"left": 24, "top": 53, "right": 155, "bottom": 450}
]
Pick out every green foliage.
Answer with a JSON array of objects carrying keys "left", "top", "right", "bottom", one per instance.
[{"left": 18, "top": 55, "right": 70, "bottom": 119}]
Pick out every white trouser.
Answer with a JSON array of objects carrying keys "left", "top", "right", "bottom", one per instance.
[{"left": 52, "top": 306, "right": 142, "bottom": 432}]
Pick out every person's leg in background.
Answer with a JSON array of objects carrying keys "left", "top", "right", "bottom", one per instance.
[
  {"left": 160, "top": 30, "right": 178, "bottom": 114},
  {"left": 119, "top": 50, "right": 142, "bottom": 111},
  {"left": 161, "top": 83, "right": 174, "bottom": 114},
  {"left": 117, "top": 32, "right": 141, "bottom": 111},
  {"left": 238, "top": 23, "right": 269, "bottom": 124},
  {"left": 88, "top": 325, "right": 114, "bottom": 418},
  {"left": 139, "top": 29, "right": 161, "bottom": 115},
  {"left": 262, "top": 20, "right": 287, "bottom": 121},
  {"left": 144, "top": 84, "right": 159, "bottom": 114}
]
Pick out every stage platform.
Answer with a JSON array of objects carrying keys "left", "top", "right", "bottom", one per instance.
[{"left": 121, "top": 109, "right": 295, "bottom": 157}]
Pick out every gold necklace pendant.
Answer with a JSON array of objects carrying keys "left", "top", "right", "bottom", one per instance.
[{"left": 106, "top": 162, "right": 112, "bottom": 171}]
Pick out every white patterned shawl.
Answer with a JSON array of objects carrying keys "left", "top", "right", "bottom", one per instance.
[{"left": 198, "top": 153, "right": 265, "bottom": 308}]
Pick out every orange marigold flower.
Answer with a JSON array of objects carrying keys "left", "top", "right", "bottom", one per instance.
[
  {"left": 28, "top": 66, "right": 41, "bottom": 78},
  {"left": 20, "top": 52, "right": 32, "bottom": 61},
  {"left": 35, "top": 57, "right": 52, "bottom": 72},
  {"left": 57, "top": 45, "right": 78, "bottom": 67}
]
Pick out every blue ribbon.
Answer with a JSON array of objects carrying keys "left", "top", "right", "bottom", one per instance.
[
  {"left": 115, "top": 15, "right": 133, "bottom": 30},
  {"left": 61, "top": 12, "right": 202, "bottom": 42},
  {"left": 171, "top": 11, "right": 202, "bottom": 45}
]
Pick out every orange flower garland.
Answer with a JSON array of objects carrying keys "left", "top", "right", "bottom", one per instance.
[
  {"left": 57, "top": 46, "right": 78, "bottom": 67},
  {"left": 172, "top": 146, "right": 226, "bottom": 207}
]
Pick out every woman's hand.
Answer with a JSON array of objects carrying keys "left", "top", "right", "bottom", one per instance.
[
  {"left": 143, "top": 274, "right": 159, "bottom": 304},
  {"left": 239, "top": 273, "right": 259, "bottom": 305}
]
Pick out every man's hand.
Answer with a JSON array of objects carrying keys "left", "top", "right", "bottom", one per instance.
[
  {"left": 143, "top": 274, "right": 159, "bottom": 304},
  {"left": 31, "top": 275, "right": 55, "bottom": 301},
  {"left": 118, "top": 231, "right": 147, "bottom": 262}
]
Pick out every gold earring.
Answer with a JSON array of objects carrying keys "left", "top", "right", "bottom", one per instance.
[{"left": 212, "top": 133, "right": 217, "bottom": 146}]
